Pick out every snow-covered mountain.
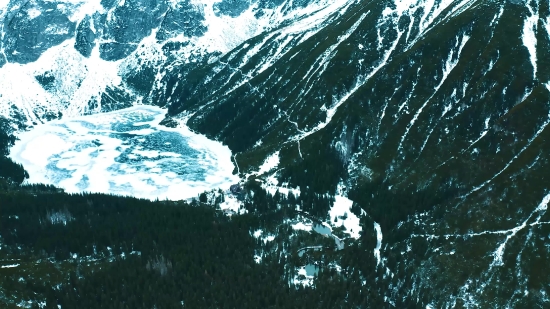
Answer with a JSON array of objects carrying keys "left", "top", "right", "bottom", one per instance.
[
  {"left": 162, "top": 1, "right": 550, "bottom": 305},
  {"left": 0, "top": 0, "right": 350, "bottom": 127},
  {"left": 2, "top": 0, "right": 550, "bottom": 307}
]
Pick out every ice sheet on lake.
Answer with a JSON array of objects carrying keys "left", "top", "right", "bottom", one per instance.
[{"left": 10, "top": 106, "right": 239, "bottom": 201}]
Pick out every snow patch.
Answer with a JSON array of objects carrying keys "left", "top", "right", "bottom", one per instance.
[
  {"left": 253, "top": 229, "right": 263, "bottom": 238},
  {"left": 252, "top": 228, "right": 275, "bottom": 243},
  {"left": 374, "top": 222, "right": 382, "bottom": 267},
  {"left": 27, "top": 8, "right": 42, "bottom": 19},
  {"left": 258, "top": 151, "right": 280, "bottom": 175},
  {"left": 261, "top": 174, "right": 301, "bottom": 197},
  {"left": 329, "top": 195, "right": 362, "bottom": 239},
  {"left": 254, "top": 254, "right": 262, "bottom": 264},
  {"left": 292, "top": 222, "right": 313, "bottom": 232},
  {"left": 262, "top": 235, "right": 275, "bottom": 243}
]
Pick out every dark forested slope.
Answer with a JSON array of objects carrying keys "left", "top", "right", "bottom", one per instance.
[{"left": 0, "top": 143, "right": 376, "bottom": 308}]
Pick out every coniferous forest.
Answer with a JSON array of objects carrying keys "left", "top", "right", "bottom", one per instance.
[{"left": 0, "top": 128, "right": 392, "bottom": 308}]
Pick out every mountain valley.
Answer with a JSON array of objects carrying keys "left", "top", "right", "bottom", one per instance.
[{"left": 1, "top": 0, "right": 550, "bottom": 308}]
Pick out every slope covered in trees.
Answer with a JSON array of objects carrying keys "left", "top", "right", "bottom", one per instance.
[
  {"left": 0, "top": 183, "right": 388, "bottom": 308},
  {"left": 0, "top": 118, "right": 27, "bottom": 185}
]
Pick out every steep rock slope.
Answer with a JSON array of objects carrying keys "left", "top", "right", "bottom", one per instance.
[
  {"left": 164, "top": 0, "right": 550, "bottom": 306},
  {"left": 0, "top": 0, "right": 345, "bottom": 128}
]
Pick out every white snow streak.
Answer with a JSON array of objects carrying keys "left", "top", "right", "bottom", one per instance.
[
  {"left": 522, "top": 0, "right": 538, "bottom": 79},
  {"left": 292, "top": 13, "right": 399, "bottom": 142},
  {"left": 491, "top": 192, "right": 549, "bottom": 267},
  {"left": 461, "top": 108, "right": 550, "bottom": 199},
  {"left": 296, "top": 12, "right": 368, "bottom": 103},
  {"left": 1, "top": 264, "right": 20, "bottom": 268},
  {"left": 279, "top": 0, "right": 359, "bottom": 45},
  {"left": 464, "top": 117, "right": 491, "bottom": 151},
  {"left": 398, "top": 34, "right": 469, "bottom": 152},
  {"left": 374, "top": 222, "right": 382, "bottom": 267},
  {"left": 489, "top": 5, "right": 504, "bottom": 28},
  {"left": 397, "top": 66, "right": 421, "bottom": 115},
  {"left": 384, "top": 0, "right": 476, "bottom": 48},
  {"left": 411, "top": 192, "right": 550, "bottom": 269}
]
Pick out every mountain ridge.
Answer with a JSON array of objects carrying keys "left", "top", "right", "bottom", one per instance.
[
  {"left": 0, "top": 0, "right": 347, "bottom": 128},
  {"left": 162, "top": 1, "right": 550, "bottom": 306}
]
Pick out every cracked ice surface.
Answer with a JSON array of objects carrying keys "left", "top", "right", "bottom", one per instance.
[{"left": 9, "top": 106, "right": 239, "bottom": 201}]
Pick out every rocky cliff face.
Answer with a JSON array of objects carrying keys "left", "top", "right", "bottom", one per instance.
[{"left": 0, "top": 0, "right": 340, "bottom": 128}]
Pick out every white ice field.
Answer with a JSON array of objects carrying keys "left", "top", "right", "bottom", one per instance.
[{"left": 9, "top": 106, "right": 239, "bottom": 201}]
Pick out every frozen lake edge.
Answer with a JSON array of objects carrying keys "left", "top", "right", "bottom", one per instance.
[{"left": 9, "top": 105, "right": 240, "bottom": 201}]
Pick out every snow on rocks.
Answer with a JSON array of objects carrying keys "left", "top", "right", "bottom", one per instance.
[{"left": 260, "top": 173, "right": 301, "bottom": 197}]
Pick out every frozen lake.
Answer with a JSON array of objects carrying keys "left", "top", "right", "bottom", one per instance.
[{"left": 9, "top": 106, "right": 239, "bottom": 200}]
